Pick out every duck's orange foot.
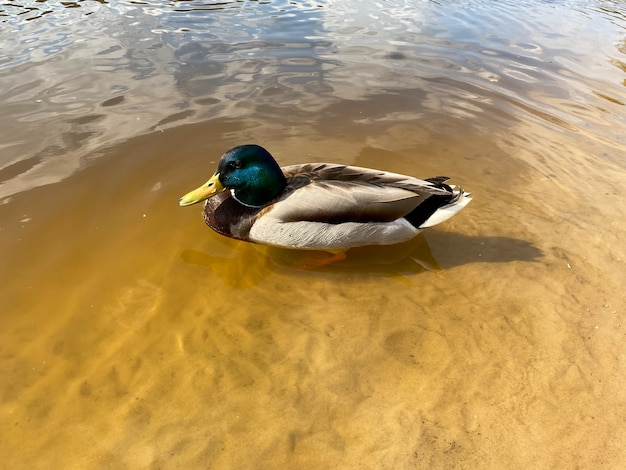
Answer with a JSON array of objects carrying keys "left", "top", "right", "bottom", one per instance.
[
  {"left": 299, "top": 251, "right": 348, "bottom": 269},
  {"left": 269, "top": 248, "right": 348, "bottom": 269}
]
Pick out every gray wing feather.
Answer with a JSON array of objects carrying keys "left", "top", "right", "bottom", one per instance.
[{"left": 273, "top": 163, "right": 449, "bottom": 223}]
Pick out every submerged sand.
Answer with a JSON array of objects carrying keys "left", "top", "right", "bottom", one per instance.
[{"left": 1, "top": 115, "right": 625, "bottom": 468}]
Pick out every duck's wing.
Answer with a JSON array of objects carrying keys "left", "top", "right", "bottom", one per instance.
[{"left": 272, "top": 163, "right": 453, "bottom": 224}]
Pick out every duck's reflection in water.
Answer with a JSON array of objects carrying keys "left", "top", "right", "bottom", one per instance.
[{"left": 181, "top": 232, "right": 542, "bottom": 288}]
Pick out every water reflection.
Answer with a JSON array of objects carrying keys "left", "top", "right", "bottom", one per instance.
[{"left": 1, "top": 0, "right": 625, "bottom": 198}]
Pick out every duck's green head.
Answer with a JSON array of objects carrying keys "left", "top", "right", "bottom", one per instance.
[{"left": 178, "top": 144, "right": 287, "bottom": 207}]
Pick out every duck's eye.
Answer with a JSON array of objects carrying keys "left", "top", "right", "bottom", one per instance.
[{"left": 227, "top": 160, "right": 243, "bottom": 170}]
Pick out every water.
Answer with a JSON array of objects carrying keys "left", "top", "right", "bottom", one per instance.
[{"left": 1, "top": 0, "right": 625, "bottom": 468}]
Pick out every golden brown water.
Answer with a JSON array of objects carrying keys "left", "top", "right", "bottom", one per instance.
[{"left": 1, "top": 1, "right": 626, "bottom": 468}]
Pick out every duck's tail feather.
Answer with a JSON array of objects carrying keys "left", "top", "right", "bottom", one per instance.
[{"left": 418, "top": 187, "right": 472, "bottom": 229}]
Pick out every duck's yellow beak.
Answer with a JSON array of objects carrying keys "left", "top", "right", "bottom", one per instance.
[{"left": 178, "top": 173, "right": 225, "bottom": 206}]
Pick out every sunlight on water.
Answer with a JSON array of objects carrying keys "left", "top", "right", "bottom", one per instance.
[{"left": 1, "top": 0, "right": 626, "bottom": 468}]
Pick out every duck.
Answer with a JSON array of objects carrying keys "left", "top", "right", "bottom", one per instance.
[{"left": 179, "top": 144, "right": 471, "bottom": 250}]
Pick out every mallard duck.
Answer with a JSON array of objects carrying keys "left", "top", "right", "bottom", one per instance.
[{"left": 179, "top": 144, "right": 471, "bottom": 250}]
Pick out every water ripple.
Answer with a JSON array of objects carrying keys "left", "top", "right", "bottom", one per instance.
[{"left": 0, "top": 0, "right": 625, "bottom": 198}]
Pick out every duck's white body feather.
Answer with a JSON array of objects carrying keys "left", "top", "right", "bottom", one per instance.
[{"left": 249, "top": 214, "right": 420, "bottom": 249}]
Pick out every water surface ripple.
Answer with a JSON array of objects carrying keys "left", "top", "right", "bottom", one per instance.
[{"left": 1, "top": 0, "right": 625, "bottom": 196}]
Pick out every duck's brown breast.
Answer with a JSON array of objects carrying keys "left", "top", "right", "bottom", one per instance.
[{"left": 203, "top": 191, "right": 262, "bottom": 240}]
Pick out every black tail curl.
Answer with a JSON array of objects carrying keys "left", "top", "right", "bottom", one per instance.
[{"left": 404, "top": 176, "right": 464, "bottom": 228}]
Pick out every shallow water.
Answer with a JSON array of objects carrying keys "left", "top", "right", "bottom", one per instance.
[{"left": 1, "top": 0, "right": 626, "bottom": 468}]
